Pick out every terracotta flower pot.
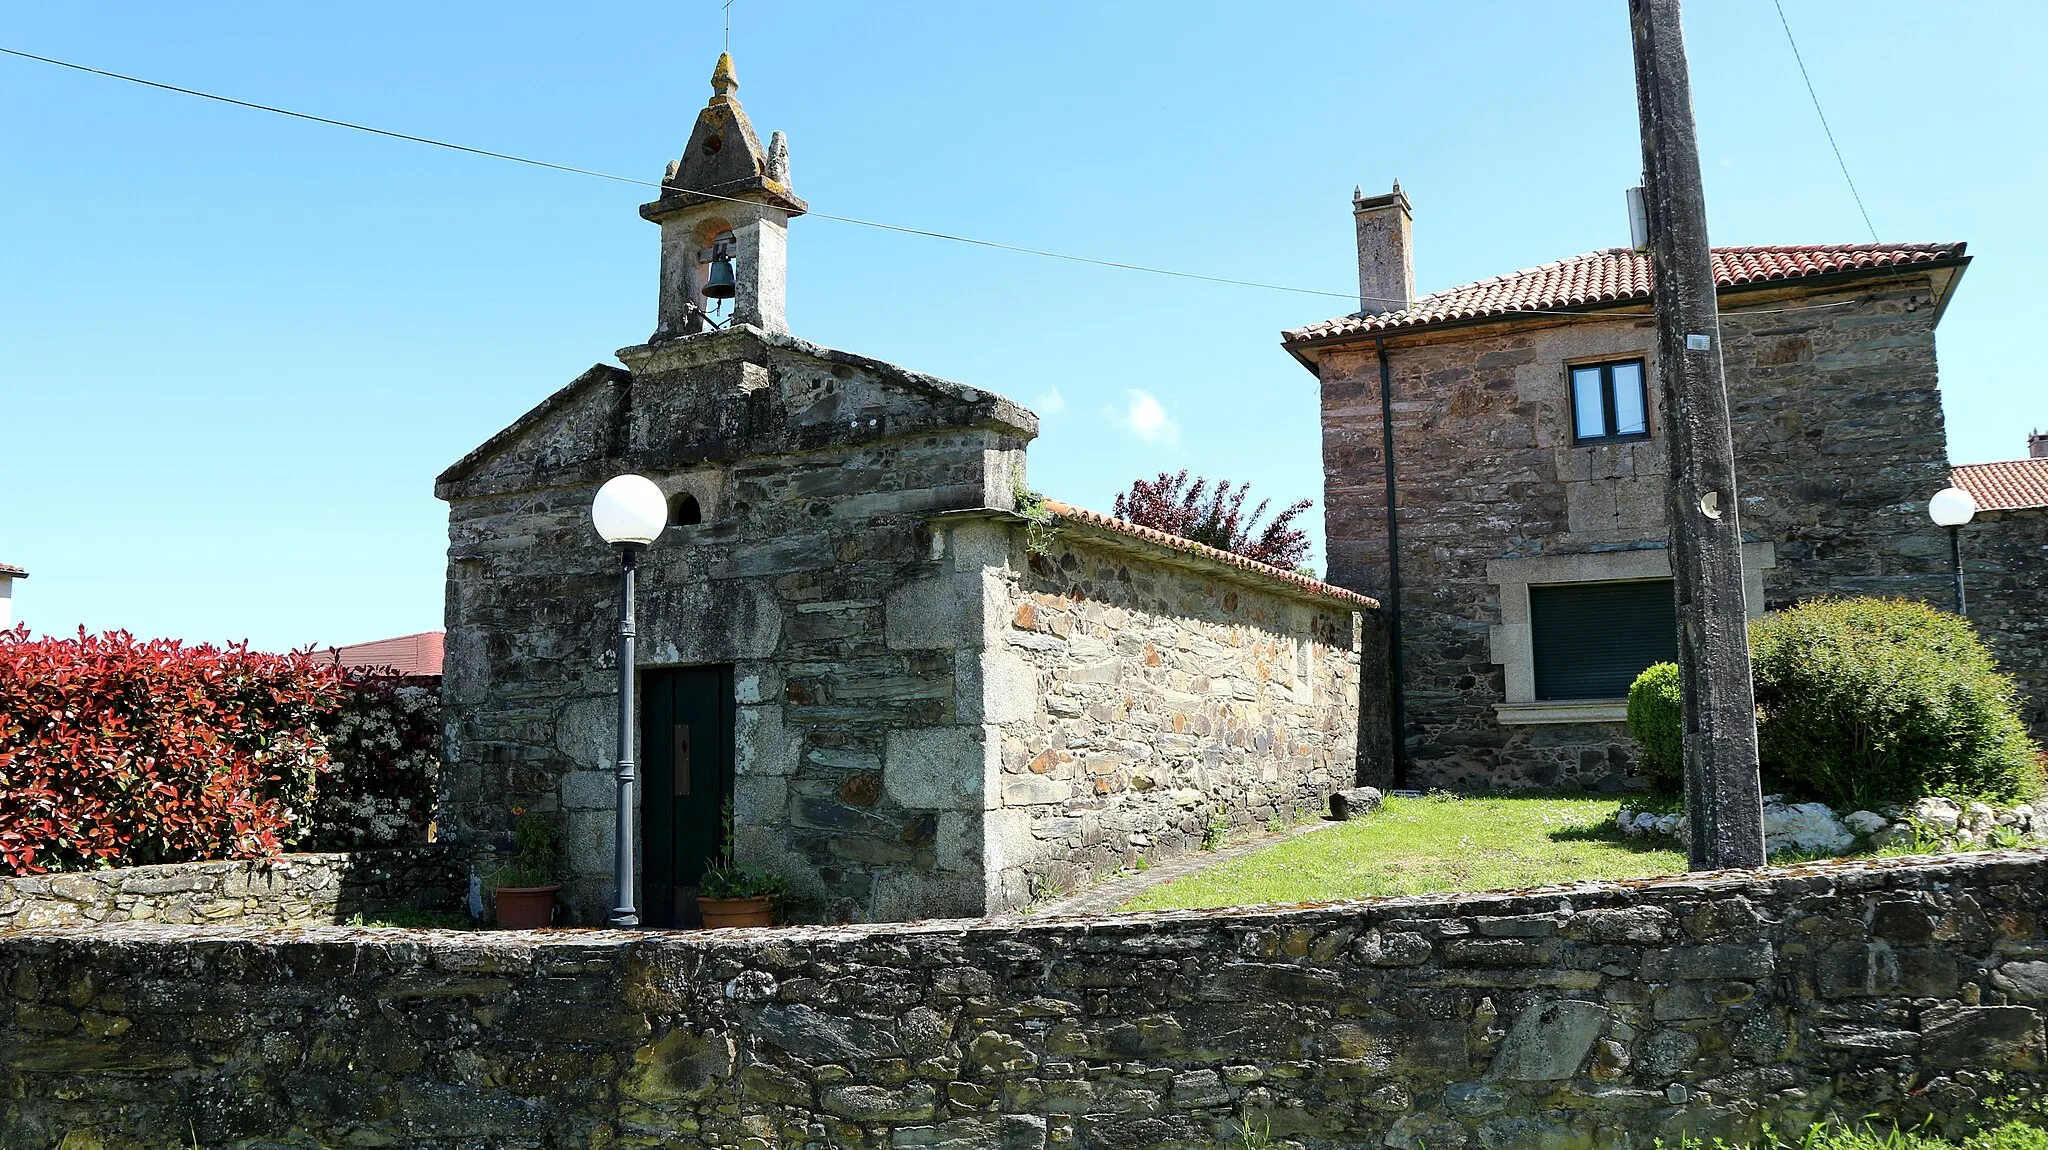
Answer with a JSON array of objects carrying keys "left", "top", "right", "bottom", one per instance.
[
  {"left": 492, "top": 884, "right": 560, "bottom": 929},
  {"left": 697, "top": 895, "right": 775, "bottom": 928}
]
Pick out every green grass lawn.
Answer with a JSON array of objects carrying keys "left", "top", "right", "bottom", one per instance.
[
  {"left": 1674, "top": 1121, "right": 2048, "bottom": 1150},
  {"left": 1120, "top": 794, "right": 1688, "bottom": 913}
]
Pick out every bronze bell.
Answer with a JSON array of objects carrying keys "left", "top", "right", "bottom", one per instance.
[{"left": 702, "top": 248, "right": 738, "bottom": 300}]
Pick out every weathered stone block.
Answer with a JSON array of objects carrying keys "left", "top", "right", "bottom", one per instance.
[
  {"left": 1814, "top": 942, "right": 1958, "bottom": 999},
  {"left": 887, "top": 577, "right": 980, "bottom": 651},
  {"left": 1921, "top": 1006, "right": 2043, "bottom": 1069},
  {"left": 885, "top": 726, "right": 993, "bottom": 811},
  {"left": 1639, "top": 941, "right": 1774, "bottom": 982},
  {"left": 1576, "top": 906, "right": 1673, "bottom": 944},
  {"left": 1488, "top": 1000, "right": 1607, "bottom": 1081},
  {"left": 1330, "top": 786, "right": 1382, "bottom": 820},
  {"left": 1997, "top": 960, "right": 2048, "bottom": 1000}
]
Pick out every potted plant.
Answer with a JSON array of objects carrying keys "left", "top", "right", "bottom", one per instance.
[
  {"left": 696, "top": 862, "right": 788, "bottom": 928},
  {"left": 488, "top": 809, "right": 561, "bottom": 929},
  {"left": 695, "top": 798, "right": 787, "bottom": 928}
]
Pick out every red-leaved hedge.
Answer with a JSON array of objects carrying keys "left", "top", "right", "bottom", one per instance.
[{"left": 0, "top": 626, "right": 441, "bottom": 876}]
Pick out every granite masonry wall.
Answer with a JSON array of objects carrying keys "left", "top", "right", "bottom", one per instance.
[
  {"left": 438, "top": 327, "right": 1036, "bottom": 927},
  {"left": 7, "top": 851, "right": 2048, "bottom": 1148},
  {"left": 0, "top": 848, "right": 468, "bottom": 931},
  {"left": 1317, "top": 275, "right": 1966, "bottom": 789},
  {"left": 968, "top": 516, "right": 1368, "bottom": 908},
  {"left": 1965, "top": 508, "right": 2048, "bottom": 741}
]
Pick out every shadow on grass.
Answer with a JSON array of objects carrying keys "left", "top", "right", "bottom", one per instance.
[{"left": 1548, "top": 820, "right": 1684, "bottom": 855}]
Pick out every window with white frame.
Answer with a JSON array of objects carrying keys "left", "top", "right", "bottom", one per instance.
[{"left": 1569, "top": 359, "right": 1650, "bottom": 444}]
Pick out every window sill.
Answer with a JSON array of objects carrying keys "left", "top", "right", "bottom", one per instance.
[{"left": 1494, "top": 700, "right": 1629, "bottom": 726}]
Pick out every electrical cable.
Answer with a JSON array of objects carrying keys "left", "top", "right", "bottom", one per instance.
[
  {"left": 1771, "top": 0, "right": 1880, "bottom": 244},
  {"left": 0, "top": 45, "right": 1358, "bottom": 302},
  {"left": 1, "top": 44, "right": 1908, "bottom": 322}
]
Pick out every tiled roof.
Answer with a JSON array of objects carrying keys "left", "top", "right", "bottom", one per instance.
[
  {"left": 0, "top": 563, "right": 25, "bottom": 578},
  {"left": 1283, "top": 243, "right": 1968, "bottom": 343},
  {"left": 1039, "top": 499, "right": 1379, "bottom": 610},
  {"left": 325, "top": 631, "right": 445, "bottom": 677},
  {"left": 1953, "top": 458, "right": 2048, "bottom": 512}
]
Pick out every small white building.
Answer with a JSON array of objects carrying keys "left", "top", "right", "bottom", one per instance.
[{"left": 0, "top": 563, "right": 25, "bottom": 628}]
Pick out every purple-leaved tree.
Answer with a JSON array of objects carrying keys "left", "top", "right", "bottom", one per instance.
[{"left": 1111, "top": 471, "right": 1312, "bottom": 569}]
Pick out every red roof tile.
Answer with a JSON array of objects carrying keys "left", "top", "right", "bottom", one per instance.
[
  {"left": 1039, "top": 499, "right": 1378, "bottom": 611},
  {"left": 0, "top": 563, "right": 25, "bottom": 578},
  {"left": 1283, "top": 243, "right": 1968, "bottom": 343},
  {"left": 1953, "top": 458, "right": 2048, "bottom": 512}
]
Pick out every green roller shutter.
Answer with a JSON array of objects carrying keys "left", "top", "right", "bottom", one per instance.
[{"left": 1530, "top": 579, "right": 1678, "bottom": 701}]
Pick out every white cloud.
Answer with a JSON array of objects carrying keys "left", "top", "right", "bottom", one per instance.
[
  {"left": 1113, "top": 389, "right": 1179, "bottom": 445},
  {"left": 1034, "top": 386, "right": 1066, "bottom": 416}
]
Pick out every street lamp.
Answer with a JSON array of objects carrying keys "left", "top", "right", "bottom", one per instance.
[
  {"left": 1927, "top": 486, "right": 1977, "bottom": 617},
  {"left": 591, "top": 473, "right": 667, "bottom": 927}
]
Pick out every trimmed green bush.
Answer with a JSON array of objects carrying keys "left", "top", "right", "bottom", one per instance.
[
  {"left": 1621, "top": 599, "right": 2040, "bottom": 808},
  {"left": 1751, "top": 597, "right": 2038, "bottom": 808},
  {"left": 1626, "top": 662, "right": 1685, "bottom": 796}
]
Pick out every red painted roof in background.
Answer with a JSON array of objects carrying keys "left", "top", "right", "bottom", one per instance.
[
  {"left": 328, "top": 631, "right": 444, "bottom": 676},
  {"left": 0, "top": 563, "right": 26, "bottom": 578},
  {"left": 1283, "top": 242, "right": 1968, "bottom": 343},
  {"left": 1953, "top": 458, "right": 2048, "bottom": 513}
]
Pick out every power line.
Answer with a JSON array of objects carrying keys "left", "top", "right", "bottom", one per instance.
[
  {"left": 0, "top": 44, "right": 1902, "bottom": 320},
  {"left": 1771, "top": 0, "right": 1879, "bottom": 243},
  {"left": 0, "top": 45, "right": 1359, "bottom": 302}
]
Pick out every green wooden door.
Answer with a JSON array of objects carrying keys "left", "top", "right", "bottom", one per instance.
[{"left": 641, "top": 665, "right": 734, "bottom": 927}]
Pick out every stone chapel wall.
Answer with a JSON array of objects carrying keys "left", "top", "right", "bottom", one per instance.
[
  {"left": 963, "top": 516, "right": 1368, "bottom": 909},
  {"left": 438, "top": 330, "right": 1033, "bottom": 926}
]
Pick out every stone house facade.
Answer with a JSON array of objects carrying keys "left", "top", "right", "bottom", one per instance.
[
  {"left": 1952, "top": 450, "right": 2048, "bottom": 739},
  {"left": 435, "top": 56, "right": 1374, "bottom": 925},
  {"left": 1285, "top": 184, "right": 1986, "bottom": 790}
]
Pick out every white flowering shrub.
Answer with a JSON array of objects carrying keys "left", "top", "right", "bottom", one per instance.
[{"left": 301, "top": 673, "right": 441, "bottom": 851}]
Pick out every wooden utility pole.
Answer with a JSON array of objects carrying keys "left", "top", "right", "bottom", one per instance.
[{"left": 1628, "top": 0, "right": 1767, "bottom": 870}]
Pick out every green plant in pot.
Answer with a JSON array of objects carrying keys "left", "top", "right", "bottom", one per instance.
[
  {"left": 487, "top": 808, "right": 561, "bottom": 929},
  {"left": 696, "top": 799, "right": 787, "bottom": 928}
]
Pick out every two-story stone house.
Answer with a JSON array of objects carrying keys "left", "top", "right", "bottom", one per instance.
[{"left": 1285, "top": 184, "right": 1974, "bottom": 790}]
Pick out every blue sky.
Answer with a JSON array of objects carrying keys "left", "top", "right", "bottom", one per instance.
[{"left": 3, "top": 2, "right": 2041, "bottom": 652}]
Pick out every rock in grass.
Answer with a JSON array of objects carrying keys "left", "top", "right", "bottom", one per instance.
[
  {"left": 1330, "top": 787, "right": 1383, "bottom": 821},
  {"left": 1908, "top": 796, "right": 1962, "bottom": 833}
]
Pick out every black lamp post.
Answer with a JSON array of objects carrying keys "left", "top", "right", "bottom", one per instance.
[
  {"left": 1928, "top": 486, "right": 1978, "bottom": 617},
  {"left": 591, "top": 473, "right": 668, "bottom": 927}
]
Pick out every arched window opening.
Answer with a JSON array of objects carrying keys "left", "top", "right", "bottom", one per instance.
[{"left": 669, "top": 492, "right": 703, "bottom": 527}]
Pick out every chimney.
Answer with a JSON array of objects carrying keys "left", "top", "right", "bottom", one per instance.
[
  {"left": 2031, "top": 428, "right": 2048, "bottom": 459},
  {"left": 1353, "top": 181, "right": 1414, "bottom": 315}
]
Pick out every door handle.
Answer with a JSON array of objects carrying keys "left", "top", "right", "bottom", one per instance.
[{"left": 673, "top": 724, "right": 692, "bottom": 796}]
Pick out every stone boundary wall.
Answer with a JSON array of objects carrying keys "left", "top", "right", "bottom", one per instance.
[
  {"left": 6, "top": 852, "right": 2048, "bottom": 1148},
  {"left": 0, "top": 847, "right": 468, "bottom": 931}
]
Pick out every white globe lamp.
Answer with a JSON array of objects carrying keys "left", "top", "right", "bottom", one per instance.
[
  {"left": 592, "top": 474, "right": 668, "bottom": 546},
  {"left": 1927, "top": 486, "right": 1976, "bottom": 617},
  {"left": 590, "top": 472, "right": 667, "bottom": 928},
  {"left": 1927, "top": 486, "right": 1976, "bottom": 529}
]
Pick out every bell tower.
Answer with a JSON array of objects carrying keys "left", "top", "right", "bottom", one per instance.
[{"left": 641, "top": 53, "right": 807, "bottom": 339}]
